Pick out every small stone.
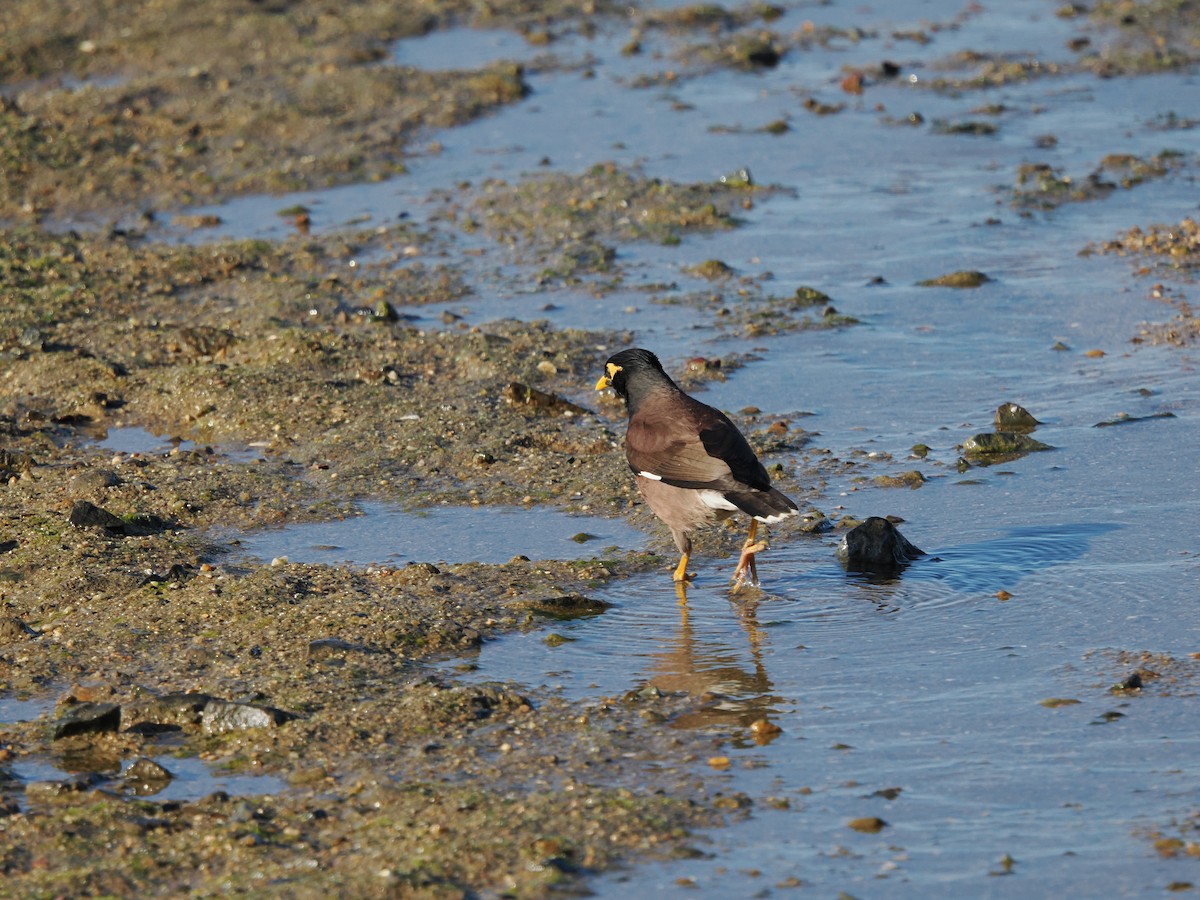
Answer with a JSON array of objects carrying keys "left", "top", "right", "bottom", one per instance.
[
  {"left": 1111, "top": 671, "right": 1144, "bottom": 692},
  {"left": 69, "top": 469, "right": 122, "bottom": 494},
  {"left": 793, "top": 286, "right": 832, "bottom": 306},
  {"left": 18, "top": 326, "right": 44, "bottom": 350},
  {"left": 201, "top": 700, "right": 296, "bottom": 734},
  {"left": 994, "top": 403, "right": 1041, "bottom": 431},
  {"left": 848, "top": 816, "right": 888, "bottom": 833},
  {"left": 536, "top": 360, "right": 557, "bottom": 376}
]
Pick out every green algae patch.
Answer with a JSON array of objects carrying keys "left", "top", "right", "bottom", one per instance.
[{"left": 1012, "top": 152, "right": 1187, "bottom": 211}]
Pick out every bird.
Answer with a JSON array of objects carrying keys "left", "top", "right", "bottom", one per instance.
[{"left": 595, "top": 348, "right": 798, "bottom": 588}]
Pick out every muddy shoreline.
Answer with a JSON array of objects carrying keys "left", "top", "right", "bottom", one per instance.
[{"left": 3, "top": 0, "right": 1200, "bottom": 895}]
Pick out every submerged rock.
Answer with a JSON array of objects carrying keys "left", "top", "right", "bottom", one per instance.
[
  {"left": 515, "top": 594, "right": 614, "bottom": 619},
  {"left": 962, "top": 432, "right": 1053, "bottom": 462},
  {"left": 125, "top": 757, "right": 173, "bottom": 795},
  {"left": 872, "top": 470, "right": 926, "bottom": 489},
  {"left": 1093, "top": 411, "right": 1176, "bottom": 427},
  {"left": 837, "top": 517, "right": 925, "bottom": 574},
  {"left": 918, "top": 270, "right": 990, "bottom": 288}
]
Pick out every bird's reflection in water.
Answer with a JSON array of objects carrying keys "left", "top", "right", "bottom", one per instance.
[{"left": 641, "top": 580, "right": 786, "bottom": 744}]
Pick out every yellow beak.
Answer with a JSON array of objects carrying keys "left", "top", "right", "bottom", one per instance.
[{"left": 595, "top": 362, "right": 622, "bottom": 391}]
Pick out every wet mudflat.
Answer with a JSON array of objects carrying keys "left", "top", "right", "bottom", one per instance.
[{"left": 2, "top": 0, "right": 1199, "bottom": 896}]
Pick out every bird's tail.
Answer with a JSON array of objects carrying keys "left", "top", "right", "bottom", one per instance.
[{"left": 725, "top": 488, "right": 798, "bottom": 524}]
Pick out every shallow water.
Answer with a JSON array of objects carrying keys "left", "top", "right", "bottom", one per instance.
[
  {"left": 115, "top": 0, "right": 1200, "bottom": 894},
  {"left": 11, "top": 755, "right": 286, "bottom": 808},
  {"left": 237, "top": 501, "right": 646, "bottom": 567}
]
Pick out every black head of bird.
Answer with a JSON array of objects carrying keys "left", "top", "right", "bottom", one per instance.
[
  {"left": 596, "top": 348, "right": 798, "bottom": 589},
  {"left": 594, "top": 347, "right": 668, "bottom": 413}
]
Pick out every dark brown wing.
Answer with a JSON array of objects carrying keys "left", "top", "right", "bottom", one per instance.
[{"left": 625, "top": 394, "right": 771, "bottom": 492}]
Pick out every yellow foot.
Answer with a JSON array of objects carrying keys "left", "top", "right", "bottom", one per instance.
[{"left": 730, "top": 540, "right": 769, "bottom": 591}]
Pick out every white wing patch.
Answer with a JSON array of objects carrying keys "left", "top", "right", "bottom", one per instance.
[
  {"left": 637, "top": 471, "right": 663, "bottom": 481},
  {"left": 698, "top": 490, "right": 739, "bottom": 512}
]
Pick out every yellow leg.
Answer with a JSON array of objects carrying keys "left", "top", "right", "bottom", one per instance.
[
  {"left": 672, "top": 553, "right": 692, "bottom": 583},
  {"left": 731, "top": 521, "right": 769, "bottom": 590}
]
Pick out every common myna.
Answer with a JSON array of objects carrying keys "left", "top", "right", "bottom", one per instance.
[{"left": 596, "top": 348, "right": 798, "bottom": 587}]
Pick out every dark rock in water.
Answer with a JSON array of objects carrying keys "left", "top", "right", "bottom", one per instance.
[
  {"left": 201, "top": 700, "right": 297, "bottom": 734},
  {"left": 515, "top": 594, "right": 614, "bottom": 619},
  {"left": 837, "top": 517, "right": 925, "bottom": 573},
  {"left": 962, "top": 432, "right": 1053, "bottom": 463},
  {"left": 125, "top": 757, "right": 173, "bottom": 795},
  {"left": 995, "top": 403, "right": 1041, "bottom": 431},
  {"left": 798, "top": 515, "right": 834, "bottom": 534},
  {"left": 53, "top": 702, "right": 122, "bottom": 739}
]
